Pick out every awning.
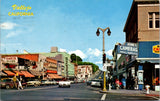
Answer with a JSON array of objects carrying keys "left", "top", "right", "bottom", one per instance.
[
  {"left": 136, "top": 58, "right": 160, "bottom": 63},
  {"left": 21, "top": 71, "right": 35, "bottom": 77},
  {"left": 13, "top": 71, "right": 24, "bottom": 76},
  {"left": 29, "top": 70, "right": 42, "bottom": 76},
  {"left": 48, "top": 74, "right": 62, "bottom": 79},
  {"left": 0, "top": 71, "right": 7, "bottom": 76},
  {"left": 3, "top": 70, "right": 15, "bottom": 76}
]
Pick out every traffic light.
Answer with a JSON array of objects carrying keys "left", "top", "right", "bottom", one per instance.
[{"left": 103, "top": 53, "right": 106, "bottom": 63}]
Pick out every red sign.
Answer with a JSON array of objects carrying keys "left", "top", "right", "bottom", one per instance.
[{"left": 46, "top": 70, "right": 57, "bottom": 74}]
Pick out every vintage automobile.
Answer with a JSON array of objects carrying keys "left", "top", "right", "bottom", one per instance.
[
  {"left": 41, "top": 80, "right": 51, "bottom": 86},
  {"left": 58, "top": 81, "right": 71, "bottom": 88},
  {"left": 90, "top": 79, "right": 103, "bottom": 87},
  {"left": 0, "top": 78, "right": 27, "bottom": 89},
  {"left": 50, "top": 80, "right": 57, "bottom": 85},
  {"left": 26, "top": 80, "right": 41, "bottom": 87}
]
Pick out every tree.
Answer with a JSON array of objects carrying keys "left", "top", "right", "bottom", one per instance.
[{"left": 70, "top": 54, "right": 82, "bottom": 63}]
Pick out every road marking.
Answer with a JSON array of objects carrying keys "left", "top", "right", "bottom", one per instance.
[
  {"left": 101, "top": 94, "right": 106, "bottom": 101},
  {"left": 149, "top": 96, "right": 160, "bottom": 100}
]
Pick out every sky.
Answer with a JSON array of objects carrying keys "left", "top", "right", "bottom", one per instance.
[{"left": 0, "top": 0, "right": 133, "bottom": 70}]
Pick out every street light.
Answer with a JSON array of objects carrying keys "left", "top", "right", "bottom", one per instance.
[{"left": 96, "top": 27, "right": 111, "bottom": 92}]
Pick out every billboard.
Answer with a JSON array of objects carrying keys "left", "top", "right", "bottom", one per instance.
[{"left": 117, "top": 42, "right": 138, "bottom": 55}]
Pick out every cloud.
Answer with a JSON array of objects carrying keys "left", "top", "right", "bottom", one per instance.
[
  {"left": 59, "top": 48, "right": 67, "bottom": 52},
  {"left": 0, "top": 22, "right": 18, "bottom": 30},
  {"left": 95, "top": 61, "right": 102, "bottom": 64},
  {"left": 87, "top": 48, "right": 101, "bottom": 57},
  {"left": 6, "top": 30, "right": 22, "bottom": 38},
  {"left": 106, "top": 49, "right": 113, "bottom": 56},
  {"left": 69, "top": 50, "right": 86, "bottom": 59}
]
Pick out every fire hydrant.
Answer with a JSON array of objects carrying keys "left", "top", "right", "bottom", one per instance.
[
  {"left": 145, "top": 85, "right": 150, "bottom": 94},
  {"left": 109, "top": 83, "right": 112, "bottom": 91}
]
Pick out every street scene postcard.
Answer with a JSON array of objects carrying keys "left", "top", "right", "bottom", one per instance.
[{"left": 0, "top": 0, "right": 160, "bottom": 101}]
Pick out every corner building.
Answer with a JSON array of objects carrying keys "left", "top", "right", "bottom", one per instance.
[{"left": 123, "top": 0, "right": 159, "bottom": 90}]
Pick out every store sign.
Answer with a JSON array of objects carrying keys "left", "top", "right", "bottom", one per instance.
[
  {"left": 138, "top": 41, "right": 160, "bottom": 58},
  {"left": 117, "top": 42, "right": 138, "bottom": 55},
  {"left": 153, "top": 45, "right": 160, "bottom": 54},
  {"left": 3, "top": 57, "right": 18, "bottom": 63}
]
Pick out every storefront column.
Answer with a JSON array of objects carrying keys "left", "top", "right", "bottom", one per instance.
[{"left": 137, "top": 65, "right": 144, "bottom": 90}]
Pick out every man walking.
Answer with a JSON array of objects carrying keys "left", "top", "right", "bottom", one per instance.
[{"left": 17, "top": 78, "right": 23, "bottom": 90}]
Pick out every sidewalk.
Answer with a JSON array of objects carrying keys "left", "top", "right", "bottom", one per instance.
[{"left": 106, "top": 89, "right": 160, "bottom": 97}]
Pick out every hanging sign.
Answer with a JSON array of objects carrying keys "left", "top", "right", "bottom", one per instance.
[{"left": 117, "top": 42, "right": 138, "bottom": 55}]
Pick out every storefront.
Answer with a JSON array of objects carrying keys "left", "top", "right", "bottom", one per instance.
[{"left": 137, "top": 41, "right": 160, "bottom": 91}]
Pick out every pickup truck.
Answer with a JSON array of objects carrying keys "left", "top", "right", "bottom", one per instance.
[{"left": 58, "top": 81, "right": 71, "bottom": 88}]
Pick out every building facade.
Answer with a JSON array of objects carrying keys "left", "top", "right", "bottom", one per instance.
[
  {"left": 77, "top": 65, "right": 93, "bottom": 81},
  {"left": 123, "top": 0, "right": 159, "bottom": 90}
]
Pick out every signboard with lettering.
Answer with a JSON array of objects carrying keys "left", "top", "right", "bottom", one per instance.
[
  {"left": 117, "top": 42, "right": 138, "bottom": 55},
  {"left": 3, "top": 57, "right": 18, "bottom": 63}
]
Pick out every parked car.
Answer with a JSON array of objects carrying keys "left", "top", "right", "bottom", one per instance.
[
  {"left": 0, "top": 79, "right": 27, "bottom": 89},
  {"left": 91, "top": 79, "right": 103, "bottom": 87},
  {"left": 0, "top": 79, "right": 14, "bottom": 89},
  {"left": 41, "top": 80, "right": 51, "bottom": 85},
  {"left": 26, "top": 80, "right": 41, "bottom": 87},
  {"left": 50, "top": 80, "right": 57, "bottom": 85},
  {"left": 69, "top": 80, "right": 75, "bottom": 84},
  {"left": 58, "top": 81, "right": 71, "bottom": 88},
  {"left": 86, "top": 80, "right": 93, "bottom": 86}
]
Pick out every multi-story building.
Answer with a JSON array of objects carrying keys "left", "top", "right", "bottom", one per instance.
[
  {"left": 1, "top": 53, "right": 44, "bottom": 80},
  {"left": 41, "top": 47, "right": 75, "bottom": 80},
  {"left": 77, "top": 65, "right": 92, "bottom": 81},
  {"left": 123, "top": 0, "right": 159, "bottom": 90}
]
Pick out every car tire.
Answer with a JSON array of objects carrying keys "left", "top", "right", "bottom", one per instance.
[
  {"left": 6, "top": 85, "right": 10, "bottom": 89},
  {"left": 34, "top": 84, "right": 38, "bottom": 87}
]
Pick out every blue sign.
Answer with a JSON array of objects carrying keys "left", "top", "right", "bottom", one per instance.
[
  {"left": 138, "top": 41, "right": 160, "bottom": 58},
  {"left": 117, "top": 42, "right": 138, "bottom": 55}
]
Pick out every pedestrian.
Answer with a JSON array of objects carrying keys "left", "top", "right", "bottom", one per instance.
[
  {"left": 121, "top": 77, "right": 126, "bottom": 89},
  {"left": 17, "top": 78, "right": 23, "bottom": 90},
  {"left": 115, "top": 79, "right": 120, "bottom": 90},
  {"left": 12, "top": 75, "right": 17, "bottom": 89}
]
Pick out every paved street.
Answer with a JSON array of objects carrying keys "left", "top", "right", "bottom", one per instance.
[
  {"left": 1, "top": 83, "right": 102, "bottom": 101},
  {"left": 1, "top": 83, "right": 159, "bottom": 101}
]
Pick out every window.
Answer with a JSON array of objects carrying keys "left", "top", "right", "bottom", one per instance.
[
  {"left": 155, "top": 12, "right": 159, "bottom": 28},
  {"left": 149, "top": 12, "right": 160, "bottom": 29},
  {"left": 149, "top": 13, "right": 153, "bottom": 28}
]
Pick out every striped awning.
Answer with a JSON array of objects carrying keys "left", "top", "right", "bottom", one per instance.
[
  {"left": 3, "top": 70, "right": 15, "bottom": 76},
  {"left": 13, "top": 71, "right": 24, "bottom": 76},
  {"left": 21, "top": 71, "right": 35, "bottom": 77},
  {"left": 29, "top": 70, "right": 42, "bottom": 76},
  {"left": 0, "top": 71, "right": 7, "bottom": 76}
]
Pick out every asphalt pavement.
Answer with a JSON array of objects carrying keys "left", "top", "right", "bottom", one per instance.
[{"left": 0, "top": 83, "right": 159, "bottom": 101}]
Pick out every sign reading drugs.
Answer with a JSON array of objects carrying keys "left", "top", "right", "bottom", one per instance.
[
  {"left": 3, "top": 57, "right": 18, "bottom": 63},
  {"left": 117, "top": 42, "right": 138, "bottom": 55}
]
